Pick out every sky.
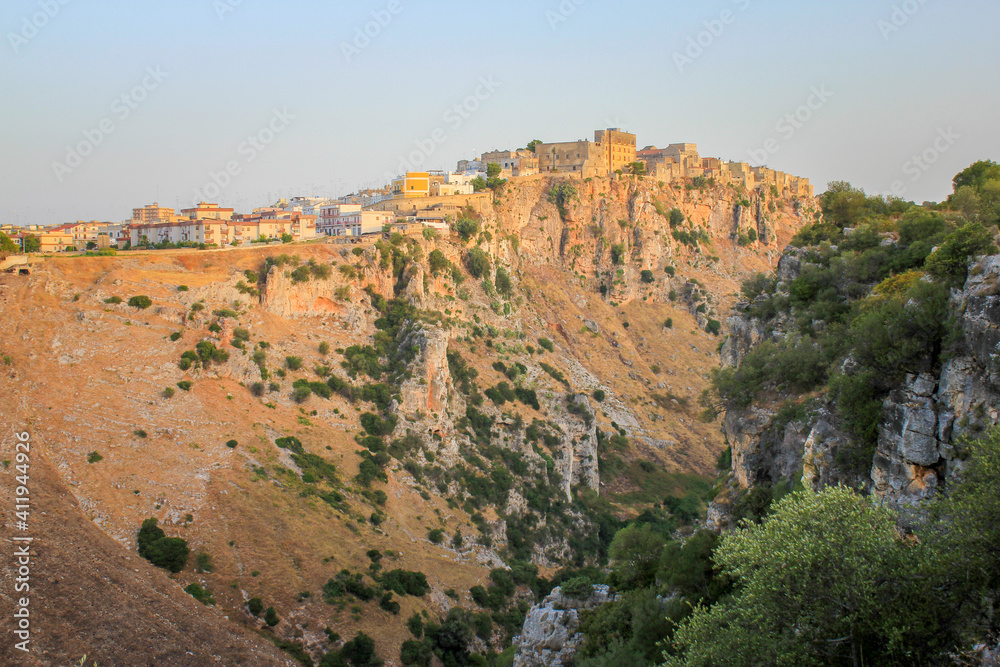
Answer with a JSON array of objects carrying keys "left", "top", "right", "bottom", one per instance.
[{"left": 1, "top": 0, "right": 998, "bottom": 226}]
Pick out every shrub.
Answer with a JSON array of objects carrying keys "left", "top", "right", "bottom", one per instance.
[
  {"left": 286, "top": 356, "right": 303, "bottom": 371},
  {"left": 640, "top": 269, "right": 655, "bottom": 283},
  {"left": 664, "top": 318, "right": 674, "bottom": 329},
  {"left": 706, "top": 319, "right": 722, "bottom": 336},
  {"left": 429, "top": 249, "right": 450, "bottom": 275},
  {"left": 162, "top": 387, "right": 175, "bottom": 399},
  {"left": 104, "top": 296, "right": 122, "bottom": 304},
  {"left": 454, "top": 218, "right": 481, "bottom": 242},
  {"left": 669, "top": 208, "right": 685, "bottom": 228},
  {"left": 128, "top": 295, "right": 152, "bottom": 309},
  {"left": 466, "top": 248, "right": 491, "bottom": 278},
  {"left": 87, "top": 451, "right": 103, "bottom": 464},
  {"left": 428, "top": 529, "right": 445, "bottom": 544},
  {"left": 264, "top": 607, "right": 279, "bottom": 627},
  {"left": 184, "top": 583, "right": 215, "bottom": 605},
  {"left": 136, "top": 518, "right": 189, "bottom": 573},
  {"left": 177, "top": 285, "right": 189, "bottom": 292},
  {"left": 226, "top": 439, "right": 238, "bottom": 449},
  {"left": 248, "top": 597, "right": 263, "bottom": 616},
  {"left": 561, "top": 576, "right": 594, "bottom": 599},
  {"left": 169, "top": 332, "right": 182, "bottom": 342},
  {"left": 177, "top": 381, "right": 193, "bottom": 391},
  {"left": 611, "top": 243, "right": 627, "bottom": 265},
  {"left": 319, "top": 341, "right": 330, "bottom": 355},
  {"left": 538, "top": 337, "right": 555, "bottom": 352},
  {"left": 593, "top": 389, "right": 606, "bottom": 402}
]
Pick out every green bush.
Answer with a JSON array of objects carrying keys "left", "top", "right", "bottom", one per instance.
[
  {"left": 264, "top": 606, "right": 279, "bottom": 627},
  {"left": 592, "top": 389, "right": 606, "bottom": 402},
  {"left": 466, "top": 248, "right": 490, "bottom": 278},
  {"left": 538, "top": 337, "right": 554, "bottom": 352},
  {"left": 248, "top": 597, "right": 263, "bottom": 616},
  {"left": 87, "top": 451, "right": 103, "bottom": 464},
  {"left": 128, "top": 295, "right": 152, "bottom": 309},
  {"left": 136, "top": 518, "right": 189, "bottom": 573},
  {"left": 286, "top": 356, "right": 303, "bottom": 371},
  {"left": 104, "top": 296, "right": 123, "bottom": 304},
  {"left": 428, "top": 529, "right": 445, "bottom": 544},
  {"left": 184, "top": 582, "right": 215, "bottom": 605},
  {"left": 177, "top": 381, "right": 193, "bottom": 391}
]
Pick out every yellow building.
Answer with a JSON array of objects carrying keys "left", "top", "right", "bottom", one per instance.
[
  {"left": 132, "top": 203, "right": 180, "bottom": 223},
  {"left": 391, "top": 172, "right": 431, "bottom": 199}
]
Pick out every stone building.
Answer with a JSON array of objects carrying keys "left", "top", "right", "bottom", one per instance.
[{"left": 536, "top": 129, "right": 637, "bottom": 178}]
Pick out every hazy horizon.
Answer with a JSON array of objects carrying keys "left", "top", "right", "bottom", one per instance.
[{"left": 2, "top": 0, "right": 998, "bottom": 225}]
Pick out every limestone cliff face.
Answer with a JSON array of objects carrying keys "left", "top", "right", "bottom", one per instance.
[
  {"left": 872, "top": 256, "right": 1000, "bottom": 516},
  {"left": 512, "top": 585, "right": 616, "bottom": 667},
  {"left": 482, "top": 175, "right": 812, "bottom": 310},
  {"left": 719, "top": 249, "right": 1000, "bottom": 521}
]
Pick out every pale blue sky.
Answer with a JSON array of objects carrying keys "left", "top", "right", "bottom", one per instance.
[{"left": 1, "top": 0, "right": 998, "bottom": 225}]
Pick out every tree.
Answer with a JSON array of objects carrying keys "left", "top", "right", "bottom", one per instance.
[
  {"left": 428, "top": 249, "right": 449, "bottom": 275},
  {"left": 23, "top": 234, "right": 40, "bottom": 253},
  {"left": 665, "top": 487, "right": 930, "bottom": 666},
  {"left": 128, "top": 295, "right": 152, "bottom": 309},
  {"left": 137, "top": 518, "right": 189, "bottom": 573},
  {"left": 608, "top": 524, "right": 665, "bottom": 590},
  {"left": 668, "top": 208, "right": 685, "bottom": 228},
  {"left": 627, "top": 161, "right": 647, "bottom": 176},
  {"left": 925, "top": 221, "right": 997, "bottom": 287},
  {"left": 465, "top": 248, "right": 490, "bottom": 278},
  {"left": 548, "top": 183, "right": 578, "bottom": 221},
  {"left": 453, "top": 218, "right": 480, "bottom": 242},
  {"left": 486, "top": 162, "right": 502, "bottom": 179},
  {"left": 953, "top": 159, "right": 1000, "bottom": 192},
  {"left": 526, "top": 139, "right": 542, "bottom": 153},
  {"left": 494, "top": 267, "right": 513, "bottom": 297},
  {"left": 921, "top": 427, "right": 1000, "bottom": 647},
  {"left": 264, "top": 606, "right": 279, "bottom": 627},
  {"left": 0, "top": 232, "right": 19, "bottom": 254}
]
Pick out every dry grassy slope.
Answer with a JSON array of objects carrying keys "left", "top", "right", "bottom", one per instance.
[{"left": 0, "top": 176, "right": 813, "bottom": 665}]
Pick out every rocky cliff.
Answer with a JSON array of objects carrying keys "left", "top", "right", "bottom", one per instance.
[
  {"left": 715, "top": 245, "right": 1000, "bottom": 525},
  {"left": 512, "top": 584, "right": 615, "bottom": 667}
]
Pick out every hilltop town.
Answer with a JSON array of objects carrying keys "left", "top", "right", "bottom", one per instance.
[{"left": 1, "top": 129, "right": 811, "bottom": 256}]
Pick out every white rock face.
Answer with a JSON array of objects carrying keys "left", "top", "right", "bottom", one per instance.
[{"left": 513, "top": 585, "right": 615, "bottom": 667}]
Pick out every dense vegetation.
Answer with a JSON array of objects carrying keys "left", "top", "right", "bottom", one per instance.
[
  {"left": 704, "top": 167, "right": 998, "bottom": 470},
  {"left": 661, "top": 427, "right": 1000, "bottom": 665}
]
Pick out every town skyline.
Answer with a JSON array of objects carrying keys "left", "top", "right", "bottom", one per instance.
[{"left": 2, "top": 0, "right": 999, "bottom": 225}]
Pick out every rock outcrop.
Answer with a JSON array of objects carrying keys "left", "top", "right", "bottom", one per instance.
[
  {"left": 512, "top": 585, "right": 615, "bottom": 667},
  {"left": 872, "top": 256, "right": 1000, "bottom": 516}
]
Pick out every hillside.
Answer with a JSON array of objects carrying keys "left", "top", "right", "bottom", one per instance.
[{"left": 0, "top": 173, "right": 815, "bottom": 666}]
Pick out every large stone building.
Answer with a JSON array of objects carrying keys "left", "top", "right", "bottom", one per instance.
[
  {"left": 536, "top": 129, "right": 637, "bottom": 178},
  {"left": 639, "top": 143, "right": 814, "bottom": 198},
  {"left": 479, "top": 150, "right": 540, "bottom": 178}
]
